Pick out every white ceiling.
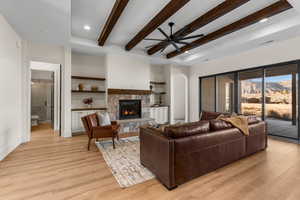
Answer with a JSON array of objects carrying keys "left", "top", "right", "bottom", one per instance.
[
  {"left": 0, "top": 0, "right": 71, "bottom": 45},
  {"left": 1, "top": 0, "right": 300, "bottom": 65}
]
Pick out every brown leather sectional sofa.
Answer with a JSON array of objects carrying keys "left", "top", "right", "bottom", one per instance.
[{"left": 140, "top": 111, "right": 267, "bottom": 190}]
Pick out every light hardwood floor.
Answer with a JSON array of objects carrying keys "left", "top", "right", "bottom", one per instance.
[{"left": 1, "top": 124, "right": 300, "bottom": 200}]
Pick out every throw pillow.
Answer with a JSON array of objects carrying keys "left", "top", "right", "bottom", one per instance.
[{"left": 98, "top": 112, "right": 111, "bottom": 126}]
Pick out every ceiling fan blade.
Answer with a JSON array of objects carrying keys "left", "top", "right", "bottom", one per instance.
[
  {"left": 160, "top": 44, "right": 168, "bottom": 53},
  {"left": 157, "top": 28, "right": 170, "bottom": 40},
  {"left": 174, "top": 26, "right": 189, "bottom": 37},
  {"left": 170, "top": 41, "right": 180, "bottom": 52},
  {"left": 145, "top": 44, "right": 160, "bottom": 49},
  {"left": 179, "top": 34, "right": 205, "bottom": 40},
  {"left": 144, "top": 38, "right": 167, "bottom": 42},
  {"left": 176, "top": 41, "right": 189, "bottom": 45}
]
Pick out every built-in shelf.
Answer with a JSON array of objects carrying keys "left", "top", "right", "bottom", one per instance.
[
  {"left": 72, "top": 90, "right": 106, "bottom": 94},
  {"left": 150, "top": 81, "right": 166, "bottom": 85},
  {"left": 152, "top": 92, "right": 166, "bottom": 95},
  {"left": 71, "top": 76, "right": 106, "bottom": 81},
  {"left": 71, "top": 107, "right": 107, "bottom": 111}
]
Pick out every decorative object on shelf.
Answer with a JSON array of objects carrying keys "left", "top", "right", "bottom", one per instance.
[
  {"left": 83, "top": 97, "right": 93, "bottom": 108},
  {"left": 149, "top": 85, "right": 153, "bottom": 91},
  {"left": 91, "top": 85, "right": 99, "bottom": 91},
  {"left": 78, "top": 83, "right": 84, "bottom": 91}
]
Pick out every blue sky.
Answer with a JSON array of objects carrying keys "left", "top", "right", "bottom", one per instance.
[
  {"left": 250, "top": 75, "right": 292, "bottom": 82},
  {"left": 266, "top": 75, "right": 291, "bottom": 82}
]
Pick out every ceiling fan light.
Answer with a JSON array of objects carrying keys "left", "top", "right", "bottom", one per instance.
[
  {"left": 84, "top": 25, "right": 91, "bottom": 31},
  {"left": 259, "top": 18, "right": 268, "bottom": 23}
]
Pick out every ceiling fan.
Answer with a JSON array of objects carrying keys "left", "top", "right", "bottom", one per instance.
[{"left": 144, "top": 22, "right": 205, "bottom": 53}]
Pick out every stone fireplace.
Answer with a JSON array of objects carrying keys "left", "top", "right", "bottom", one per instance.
[
  {"left": 107, "top": 91, "right": 153, "bottom": 134},
  {"left": 107, "top": 93, "right": 151, "bottom": 121},
  {"left": 119, "top": 100, "right": 141, "bottom": 120}
]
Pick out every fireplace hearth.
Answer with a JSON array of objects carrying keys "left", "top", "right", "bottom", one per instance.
[{"left": 119, "top": 100, "right": 142, "bottom": 120}]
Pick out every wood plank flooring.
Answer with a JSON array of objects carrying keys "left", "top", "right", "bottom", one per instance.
[{"left": 1, "top": 124, "right": 300, "bottom": 200}]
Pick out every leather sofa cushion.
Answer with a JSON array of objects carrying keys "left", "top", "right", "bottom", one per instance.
[
  {"left": 174, "top": 128, "right": 245, "bottom": 156},
  {"left": 164, "top": 121, "right": 210, "bottom": 139},
  {"left": 200, "top": 111, "right": 223, "bottom": 121},
  {"left": 210, "top": 119, "right": 233, "bottom": 131}
]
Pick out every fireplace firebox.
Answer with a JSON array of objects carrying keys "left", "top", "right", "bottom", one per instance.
[{"left": 119, "top": 100, "right": 142, "bottom": 120}]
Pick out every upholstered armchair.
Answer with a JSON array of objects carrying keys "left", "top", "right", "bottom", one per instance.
[{"left": 81, "top": 113, "right": 120, "bottom": 150}]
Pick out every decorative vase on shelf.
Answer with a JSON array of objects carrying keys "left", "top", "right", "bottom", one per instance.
[
  {"left": 78, "top": 83, "right": 84, "bottom": 91},
  {"left": 91, "top": 85, "right": 98, "bottom": 91}
]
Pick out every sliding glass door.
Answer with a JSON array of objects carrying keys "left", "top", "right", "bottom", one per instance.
[
  {"left": 238, "top": 69, "right": 263, "bottom": 119},
  {"left": 265, "top": 64, "right": 298, "bottom": 139},
  {"left": 199, "top": 60, "right": 300, "bottom": 141}
]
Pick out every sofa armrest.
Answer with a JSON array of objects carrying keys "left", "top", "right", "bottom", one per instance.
[
  {"left": 139, "top": 127, "right": 176, "bottom": 190},
  {"left": 246, "top": 121, "right": 267, "bottom": 156}
]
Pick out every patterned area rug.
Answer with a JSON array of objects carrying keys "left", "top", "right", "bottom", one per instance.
[{"left": 96, "top": 137, "right": 155, "bottom": 188}]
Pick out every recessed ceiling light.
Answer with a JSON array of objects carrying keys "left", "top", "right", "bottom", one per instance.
[
  {"left": 185, "top": 51, "right": 189, "bottom": 53},
  {"left": 84, "top": 25, "right": 91, "bottom": 31},
  {"left": 259, "top": 18, "right": 268, "bottom": 23}
]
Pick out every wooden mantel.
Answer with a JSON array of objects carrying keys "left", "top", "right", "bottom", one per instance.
[{"left": 107, "top": 88, "right": 151, "bottom": 95}]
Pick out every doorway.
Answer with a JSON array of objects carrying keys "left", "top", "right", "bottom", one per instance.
[
  {"left": 31, "top": 70, "right": 54, "bottom": 131},
  {"left": 30, "top": 62, "right": 61, "bottom": 137}
]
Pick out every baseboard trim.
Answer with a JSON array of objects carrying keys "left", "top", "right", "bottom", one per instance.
[{"left": 0, "top": 141, "right": 21, "bottom": 161}]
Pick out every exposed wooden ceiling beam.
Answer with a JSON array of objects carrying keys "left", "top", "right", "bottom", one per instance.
[
  {"left": 98, "top": 0, "right": 130, "bottom": 46},
  {"left": 125, "top": 0, "right": 191, "bottom": 51},
  {"left": 147, "top": 0, "right": 251, "bottom": 55},
  {"left": 166, "top": 0, "right": 293, "bottom": 59}
]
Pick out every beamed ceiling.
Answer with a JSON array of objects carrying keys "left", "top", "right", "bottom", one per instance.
[
  {"left": 1, "top": 0, "right": 300, "bottom": 65},
  {"left": 70, "top": 0, "right": 300, "bottom": 64}
]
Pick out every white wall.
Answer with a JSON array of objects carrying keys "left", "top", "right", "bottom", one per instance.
[
  {"left": 72, "top": 52, "right": 106, "bottom": 77},
  {"left": 71, "top": 52, "right": 106, "bottom": 108},
  {"left": 106, "top": 53, "right": 151, "bottom": 90},
  {"left": 189, "top": 36, "right": 300, "bottom": 122},
  {"left": 22, "top": 42, "right": 72, "bottom": 138},
  {"left": 173, "top": 75, "right": 186, "bottom": 120},
  {"left": 0, "top": 15, "right": 22, "bottom": 160},
  {"left": 170, "top": 65, "right": 189, "bottom": 123}
]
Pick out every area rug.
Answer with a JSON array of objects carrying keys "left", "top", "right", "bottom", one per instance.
[{"left": 96, "top": 136, "right": 155, "bottom": 188}]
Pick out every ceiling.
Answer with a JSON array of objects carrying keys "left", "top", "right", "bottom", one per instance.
[{"left": 1, "top": 0, "right": 300, "bottom": 65}]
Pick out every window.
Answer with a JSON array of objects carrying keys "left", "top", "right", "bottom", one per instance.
[{"left": 238, "top": 69, "right": 263, "bottom": 118}]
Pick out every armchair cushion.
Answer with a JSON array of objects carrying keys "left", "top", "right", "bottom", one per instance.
[{"left": 98, "top": 112, "right": 111, "bottom": 126}]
